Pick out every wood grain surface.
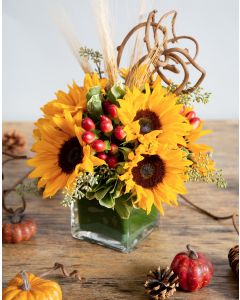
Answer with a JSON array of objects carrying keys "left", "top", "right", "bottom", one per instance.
[{"left": 2, "top": 121, "right": 239, "bottom": 300}]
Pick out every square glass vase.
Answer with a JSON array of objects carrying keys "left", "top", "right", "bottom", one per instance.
[{"left": 71, "top": 197, "right": 159, "bottom": 253}]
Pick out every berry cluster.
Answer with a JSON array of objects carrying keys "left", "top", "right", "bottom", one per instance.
[
  {"left": 181, "top": 107, "right": 201, "bottom": 130},
  {"left": 81, "top": 101, "right": 126, "bottom": 168}
]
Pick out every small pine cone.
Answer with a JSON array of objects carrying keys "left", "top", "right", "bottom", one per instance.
[
  {"left": 228, "top": 245, "right": 239, "bottom": 277},
  {"left": 3, "top": 129, "right": 27, "bottom": 154},
  {"left": 144, "top": 267, "right": 179, "bottom": 300}
]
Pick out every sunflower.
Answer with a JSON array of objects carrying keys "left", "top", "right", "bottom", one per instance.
[
  {"left": 186, "top": 120, "right": 213, "bottom": 155},
  {"left": 27, "top": 111, "right": 105, "bottom": 198},
  {"left": 119, "top": 143, "right": 192, "bottom": 215},
  {"left": 42, "top": 73, "right": 108, "bottom": 117},
  {"left": 117, "top": 83, "right": 191, "bottom": 146}
]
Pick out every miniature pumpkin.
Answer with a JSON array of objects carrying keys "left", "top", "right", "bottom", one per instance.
[
  {"left": 2, "top": 217, "right": 37, "bottom": 243},
  {"left": 171, "top": 244, "right": 214, "bottom": 292},
  {"left": 3, "top": 271, "right": 62, "bottom": 299}
]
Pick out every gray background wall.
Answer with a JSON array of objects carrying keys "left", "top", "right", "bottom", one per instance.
[{"left": 3, "top": 0, "right": 239, "bottom": 121}]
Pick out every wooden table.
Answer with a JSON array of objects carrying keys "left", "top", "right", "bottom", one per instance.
[{"left": 2, "top": 121, "right": 239, "bottom": 300}]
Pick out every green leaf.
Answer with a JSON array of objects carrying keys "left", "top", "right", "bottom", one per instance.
[
  {"left": 85, "top": 191, "right": 96, "bottom": 200},
  {"left": 95, "top": 186, "right": 112, "bottom": 201},
  {"left": 108, "top": 83, "right": 126, "bottom": 102},
  {"left": 119, "top": 147, "right": 132, "bottom": 160},
  {"left": 104, "top": 140, "right": 111, "bottom": 151},
  {"left": 106, "top": 177, "right": 117, "bottom": 185},
  {"left": 112, "top": 180, "right": 124, "bottom": 198},
  {"left": 86, "top": 86, "right": 101, "bottom": 101},
  {"left": 116, "top": 164, "right": 125, "bottom": 175},
  {"left": 91, "top": 182, "right": 106, "bottom": 193},
  {"left": 99, "top": 193, "right": 115, "bottom": 208},
  {"left": 87, "top": 94, "right": 103, "bottom": 119},
  {"left": 115, "top": 194, "right": 133, "bottom": 219}
]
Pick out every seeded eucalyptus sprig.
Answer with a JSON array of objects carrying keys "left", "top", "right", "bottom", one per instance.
[
  {"left": 79, "top": 46, "right": 103, "bottom": 77},
  {"left": 187, "top": 167, "right": 227, "bottom": 188},
  {"left": 16, "top": 178, "right": 40, "bottom": 197},
  {"left": 168, "top": 82, "right": 211, "bottom": 106},
  {"left": 62, "top": 172, "right": 99, "bottom": 207},
  {"left": 186, "top": 151, "right": 227, "bottom": 188}
]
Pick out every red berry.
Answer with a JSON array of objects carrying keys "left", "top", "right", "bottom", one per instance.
[
  {"left": 102, "top": 101, "right": 112, "bottom": 112},
  {"left": 186, "top": 111, "right": 196, "bottom": 120},
  {"left": 107, "top": 156, "right": 118, "bottom": 168},
  {"left": 114, "top": 126, "right": 126, "bottom": 140},
  {"left": 190, "top": 117, "right": 201, "bottom": 130},
  {"left": 107, "top": 104, "right": 118, "bottom": 118},
  {"left": 100, "top": 115, "right": 111, "bottom": 123},
  {"left": 97, "top": 153, "right": 108, "bottom": 161},
  {"left": 100, "top": 120, "right": 113, "bottom": 133},
  {"left": 82, "top": 131, "right": 96, "bottom": 144},
  {"left": 91, "top": 139, "right": 106, "bottom": 152},
  {"left": 82, "top": 117, "right": 95, "bottom": 131},
  {"left": 109, "top": 143, "right": 118, "bottom": 155}
]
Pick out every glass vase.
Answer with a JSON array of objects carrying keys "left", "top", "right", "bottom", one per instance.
[{"left": 71, "top": 197, "right": 159, "bottom": 253}]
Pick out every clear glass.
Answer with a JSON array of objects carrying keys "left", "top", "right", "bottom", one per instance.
[{"left": 71, "top": 197, "right": 159, "bottom": 253}]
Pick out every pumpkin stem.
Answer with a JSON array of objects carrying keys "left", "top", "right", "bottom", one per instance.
[
  {"left": 20, "top": 271, "right": 31, "bottom": 291},
  {"left": 186, "top": 244, "right": 198, "bottom": 260}
]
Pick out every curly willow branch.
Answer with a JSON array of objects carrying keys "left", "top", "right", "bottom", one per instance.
[
  {"left": 117, "top": 10, "right": 206, "bottom": 94},
  {"left": 180, "top": 195, "right": 239, "bottom": 235},
  {"left": 2, "top": 152, "right": 31, "bottom": 215},
  {"left": 39, "top": 262, "right": 85, "bottom": 282}
]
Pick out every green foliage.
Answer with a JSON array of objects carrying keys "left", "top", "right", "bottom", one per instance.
[
  {"left": 79, "top": 46, "right": 103, "bottom": 76},
  {"left": 87, "top": 94, "right": 103, "bottom": 119},
  {"left": 62, "top": 165, "right": 133, "bottom": 219},
  {"left": 187, "top": 166, "right": 227, "bottom": 188},
  {"left": 86, "top": 86, "right": 101, "bottom": 101},
  {"left": 168, "top": 82, "right": 211, "bottom": 106},
  {"left": 16, "top": 179, "right": 40, "bottom": 197},
  {"left": 108, "top": 82, "right": 126, "bottom": 103},
  {"left": 62, "top": 173, "right": 99, "bottom": 207}
]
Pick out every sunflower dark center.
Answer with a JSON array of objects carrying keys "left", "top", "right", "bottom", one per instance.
[
  {"left": 134, "top": 109, "right": 161, "bottom": 134},
  {"left": 132, "top": 155, "right": 165, "bottom": 188},
  {"left": 58, "top": 137, "right": 83, "bottom": 174}
]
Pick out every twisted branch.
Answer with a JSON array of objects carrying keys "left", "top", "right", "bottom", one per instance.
[
  {"left": 39, "top": 262, "right": 85, "bottom": 282},
  {"left": 2, "top": 151, "right": 31, "bottom": 215},
  {"left": 117, "top": 10, "right": 206, "bottom": 94},
  {"left": 180, "top": 195, "right": 239, "bottom": 235}
]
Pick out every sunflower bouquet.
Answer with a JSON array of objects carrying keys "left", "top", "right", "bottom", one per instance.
[{"left": 28, "top": 7, "right": 226, "bottom": 251}]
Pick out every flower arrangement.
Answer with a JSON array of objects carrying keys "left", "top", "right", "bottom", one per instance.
[{"left": 28, "top": 8, "right": 226, "bottom": 221}]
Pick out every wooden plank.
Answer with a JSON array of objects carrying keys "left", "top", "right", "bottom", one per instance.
[{"left": 2, "top": 121, "right": 239, "bottom": 299}]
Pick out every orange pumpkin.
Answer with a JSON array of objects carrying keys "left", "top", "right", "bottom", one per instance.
[
  {"left": 2, "top": 218, "right": 37, "bottom": 243},
  {"left": 3, "top": 271, "right": 62, "bottom": 299}
]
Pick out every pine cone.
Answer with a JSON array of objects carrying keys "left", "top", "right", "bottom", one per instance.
[
  {"left": 228, "top": 245, "right": 239, "bottom": 277},
  {"left": 3, "top": 129, "right": 27, "bottom": 154},
  {"left": 144, "top": 267, "right": 179, "bottom": 300}
]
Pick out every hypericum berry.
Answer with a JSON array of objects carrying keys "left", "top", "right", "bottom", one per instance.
[
  {"left": 82, "top": 131, "right": 96, "bottom": 144},
  {"left": 107, "top": 156, "right": 118, "bottom": 168},
  {"left": 114, "top": 126, "right": 126, "bottom": 140},
  {"left": 190, "top": 117, "right": 201, "bottom": 130},
  {"left": 102, "top": 101, "right": 112, "bottom": 112},
  {"left": 100, "top": 115, "right": 111, "bottom": 123},
  {"left": 186, "top": 111, "right": 196, "bottom": 120},
  {"left": 107, "top": 104, "right": 118, "bottom": 118},
  {"left": 91, "top": 139, "right": 106, "bottom": 152},
  {"left": 82, "top": 117, "right": 95, "bottom": 131},
  {"left": 100, "top": 120, "right": 113, "bottom": 133},
  {"left": 109, "top": 143, "right": 118, "bottom": 155},
  {"left": 97, "top": 153, "right": 108, "bottom": 161}
]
